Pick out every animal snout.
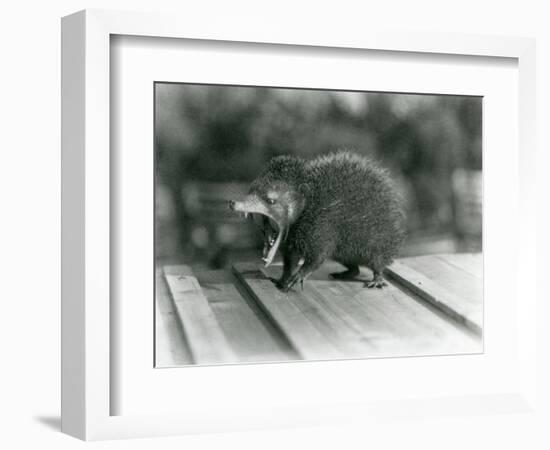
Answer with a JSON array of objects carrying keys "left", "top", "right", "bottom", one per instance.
[{"left": 228, "top": 200, "right": 236, "bottom": 210}]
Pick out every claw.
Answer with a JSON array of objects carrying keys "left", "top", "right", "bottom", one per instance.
[
  {"left": 276, "top": 272, "right": 304, "bottom": 292},
  {"left": 278, "top": 281, "right": 291, "bottom": 292},
  {"left": 365, "top": 277, "right": 388, "bottom": 289}
]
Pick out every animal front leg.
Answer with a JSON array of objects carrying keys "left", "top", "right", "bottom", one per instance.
[
  {"left": 280, "top": 255, "right": 325, "bottom": 292},
  {"left": 273, "top": 251, "right": 301, "bottom": 289}
]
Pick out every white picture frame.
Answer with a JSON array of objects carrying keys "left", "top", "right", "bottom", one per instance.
[{"left": 61, "top": 9, "right": 537, "bottom": 441}]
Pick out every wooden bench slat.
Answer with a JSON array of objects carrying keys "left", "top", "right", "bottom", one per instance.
[
  {"left": 232, "top": 262, "right": 343, "bottom": 360},
  {"left": 404, "top": 255, "right": 483, "bottom": 302},
  {"left": 331, "top": 279, "right": 480, "bottom": 355},
  {"left": 163, "top": 265, "right": 237, "bottom": 365},
  {"left": 155, "top": 268, "right": 193, "bottom": 367},
  {"left": 435, "top": 253, "right": 483, "bottom": 279},
  {"left": 385, "top": 256, "right": 482, "bottom": 335}
]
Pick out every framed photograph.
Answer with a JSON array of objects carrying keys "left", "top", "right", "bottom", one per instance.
[{"left": 61, "top": 9, "right": 537, "bottom": 440}]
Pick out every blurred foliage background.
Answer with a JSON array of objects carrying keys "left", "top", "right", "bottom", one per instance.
[{"left": 155, "top": 83, "right": 482, "bottom": 269}]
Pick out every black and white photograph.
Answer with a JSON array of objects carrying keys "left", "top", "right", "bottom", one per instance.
[{"left": 154, "top": 83, "right": 483, "bottom": 367}]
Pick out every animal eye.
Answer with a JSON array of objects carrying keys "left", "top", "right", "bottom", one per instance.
[{"left": 266, "top": 198, "right": 276, "bottom": 205}]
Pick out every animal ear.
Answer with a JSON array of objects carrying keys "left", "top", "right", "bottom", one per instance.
[{"left": 298, "top": 183, "right": 310, "bottom": 196}]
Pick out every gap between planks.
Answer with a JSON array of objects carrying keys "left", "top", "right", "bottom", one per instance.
[
  {"left": 196, "top": 269, "right": 298, "bottom": 363},
  {"left": 232, "top": 262, "right": 344, "bottom": 360}
]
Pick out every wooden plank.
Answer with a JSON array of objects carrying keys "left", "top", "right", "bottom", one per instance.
[
  {"left": 385, "top": 256, "right": 482, "bottom": 335},
  {"left": 314, "top": 277, "right": 481, "bottom": 357},
  {"left": 154, "top": 268, "right": 193, "bottom": 367},
  {"left": 300, "top": 284, "right": 381, "bottom": 357},
  {"left": 435, "top": 253, "right": 483, "bottom": 279},
  {"left": 163, "top": 265, "right": 237, "bottom": 365},
  {"left": 404, "top": 255, "right": 482, "bottom": 307},
  {"left": 234, "top": 261, "right": 481, "bottom": 360},
  {"left": 196, "top": 270, "right": 297, "bottom": 362},
  {"left": 232, "top": 263, "right": 343, "bottom": 360}
]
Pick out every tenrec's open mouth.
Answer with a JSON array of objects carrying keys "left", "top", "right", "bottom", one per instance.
[
  {"left": 245, "top": 213, "right": 283, "bottom": 267},
  {"left": 260, "top": 216, "right": 281, "bottom": 266},
  {"left": 231, "top": 199, "right": 286, "bottom": 267}
]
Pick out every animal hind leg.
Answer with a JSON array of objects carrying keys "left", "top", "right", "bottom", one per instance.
[
  {"left": 365, "top": 268, "right": 387, "bottom": 289},
  {"left": 330, "top": 263, "right": 360, "bottom": 280}
]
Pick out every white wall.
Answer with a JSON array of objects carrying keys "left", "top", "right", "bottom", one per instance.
[{"left": 0, "top": 1, "right": 548, "bottom": 448}]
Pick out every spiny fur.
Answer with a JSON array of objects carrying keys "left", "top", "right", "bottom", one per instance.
[{"left": 255, "top": 151, "right": 406, "bottom": 278}]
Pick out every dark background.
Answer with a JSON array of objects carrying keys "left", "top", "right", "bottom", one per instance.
[{"left": 155, "top": 83, "right": 482, "bottom": 269}]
